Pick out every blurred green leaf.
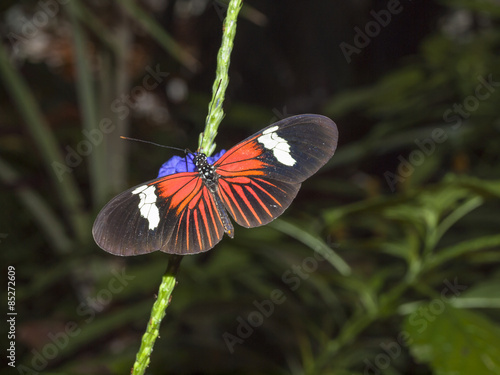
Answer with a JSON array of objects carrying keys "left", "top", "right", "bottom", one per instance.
[
  {"left": 0, "top": 41, "right": 88, "bottom": 243},
  {"left": 453, "top": 278, "right": 500, "bottom": 309},
  {"left": 441, "top": 0, "right": 500, "bottom": 17},
  {"left": 270, "top": 219, "right": 351, "bottom": 276},
  {"left": 427, "top": 234, "right": 500, "bottom": 270},
  {"left": 405, "top": 306, "right": 500, "bottom": 375}
]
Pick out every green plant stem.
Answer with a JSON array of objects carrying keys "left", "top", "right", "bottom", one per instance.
[
  {"left": 199, "top": 0, "right": 243, "bottom": 156},
  {"left": 132, "top": 255, "right": 182, "bottom": 375},
  {"left": 131, "top": 3, "right": 242, "bottom": 373}
]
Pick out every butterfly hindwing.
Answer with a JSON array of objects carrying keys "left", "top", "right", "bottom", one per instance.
[
  {"left": 214, "top": 114, "right": 338, "bottom": 228},
  {"left": 217, "top": 175, "right": 300, "bottom": 228},
  {"left": 168, "top": 181, "right": 226, "bottom": 254}
]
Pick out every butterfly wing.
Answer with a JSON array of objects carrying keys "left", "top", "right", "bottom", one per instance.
[
  {"left": 92, "top": 173, "right": 225, "bottom": 255},
  {"left": 214, "top": 114, "right": 338, "bottom": 228}
]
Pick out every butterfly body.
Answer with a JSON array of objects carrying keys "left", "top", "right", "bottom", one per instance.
[
  {"left": 93, "top": 114, "right": 338, "bottom": 256},
  {"left": 193, "top": 154, "right": 218, "bottom": 191},
  {"left": 193, "top": 153, "right": 235, "bottom": 238}
]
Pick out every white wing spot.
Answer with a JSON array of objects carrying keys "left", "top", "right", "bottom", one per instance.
[
  {"left": 258, "top": 126, "right": 296, "bottom": 166},
  {"left": 132, "top": 185, "right": 160, "bottom": 230}
]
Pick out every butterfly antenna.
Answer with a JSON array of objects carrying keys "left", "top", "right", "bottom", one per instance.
[{"left": 120, "top": 136, "right": 188, "bottom": 154}]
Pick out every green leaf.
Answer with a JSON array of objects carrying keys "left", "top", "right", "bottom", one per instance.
[
  {"left": 453, "top": 175, "right": 500, "bottom": 199},
  {"left": 427, "top": 234, "right": 500, "bottom": 269},
  {"left": 441, "top": 0, "right": 500, "bottom": 18},
  {"left": 404, "top": 306, "right": 500, "bottom": 374},
  {"left": 453, "top": 279, "right": 500, "bottom": 309},
  {"left": 269, "top": 219, "right": 351, "bottom": 276}
]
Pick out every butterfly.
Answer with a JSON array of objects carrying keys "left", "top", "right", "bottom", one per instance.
[{"left": 92, "top": 114, "right": 338, "bottom": 256}]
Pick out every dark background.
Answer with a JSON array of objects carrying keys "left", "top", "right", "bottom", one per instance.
[{"left": 1, "top": 0, "right": 500, "bottom": 374}]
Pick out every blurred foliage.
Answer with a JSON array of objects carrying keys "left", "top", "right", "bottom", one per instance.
[{"left": 1, "top": 0, "right": 500, "bottom": 374}]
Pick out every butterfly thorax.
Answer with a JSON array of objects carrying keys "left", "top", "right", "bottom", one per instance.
[{"left": 194, "top": 153, "right": 218, "bottom": 191}]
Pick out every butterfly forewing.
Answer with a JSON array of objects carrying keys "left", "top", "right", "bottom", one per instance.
[
  {"left": 92, "top": 173, "right": 225, "bottom": 255},
  {"left": 214, "top": 114, "right": 338, "bottom": 228}
]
